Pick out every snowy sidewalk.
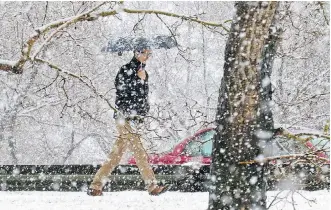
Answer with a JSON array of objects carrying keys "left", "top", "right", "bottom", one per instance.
[{"left": 0, "top": 190, "right": 329, "bottom": 210}]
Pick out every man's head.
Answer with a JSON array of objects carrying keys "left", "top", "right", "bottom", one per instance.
[{"left": 134, "top": 48, "right": 152, "bottom": 63}]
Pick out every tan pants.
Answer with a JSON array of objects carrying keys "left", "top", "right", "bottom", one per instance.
[{"left": 90, "top": 119, "right": 157, "bottom": 192}]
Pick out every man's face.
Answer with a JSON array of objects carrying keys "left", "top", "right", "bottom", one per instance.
[{"left": 136, "top": 49, "right": 152, "bottom": 63}]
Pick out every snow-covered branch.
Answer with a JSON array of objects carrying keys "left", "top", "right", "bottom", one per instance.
[
  {"left": 0, "top": 2, "right": 107, "bottom": 74},
  {"left": 120, "top": 8, "right": 230, "bottom": 32},
  {"left": 0, "top": 3, "right": 229, "bottom": 74},
  {"left": 0, "top": 59, "right": 19, "bottom": 73}
]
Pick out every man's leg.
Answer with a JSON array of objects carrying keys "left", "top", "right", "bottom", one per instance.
[
  {"left": 122, "top": 120, "right": 160, "bottom": 192},
  {"left": 89, "top": 123, "right": 128, "bottom": 191}
]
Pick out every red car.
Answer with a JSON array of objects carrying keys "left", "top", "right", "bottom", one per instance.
[
  {"left": 127, "top": 127, "right": 330, "bottom": 191},
  {"left": 128, "top": 127, "right": 215, "bottom": 166}
]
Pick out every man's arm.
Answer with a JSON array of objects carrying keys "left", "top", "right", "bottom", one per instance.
[{"left": 115, "top": 66, "right": 132, "bottom": 106}]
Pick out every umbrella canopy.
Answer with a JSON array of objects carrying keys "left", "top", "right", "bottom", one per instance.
[{"left": 101, "top": 35, "right": 177, "bottom": 55}]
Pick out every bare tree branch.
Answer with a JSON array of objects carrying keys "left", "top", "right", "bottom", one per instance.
[
  {"left": 0, "top": 4, "right": 230, "bottom": 73},
  {"left": 317, "top": 1, "right": 330, "bottom": 26},
  {"left": 42, "top": 1, "right": 48, "bottom": 25},
  {"left": 267, "top": 190, "right": 285, "bottom": 209},
  {"left": 31, "top": 2, "right": 107, "bottom": 60},
  {"left": 33, "top": 57, "right": 117, "bottom": 112}
]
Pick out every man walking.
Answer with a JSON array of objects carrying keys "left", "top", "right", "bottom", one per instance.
[{"left": 87, "top": 47, "right": 170, "bottom": 196}]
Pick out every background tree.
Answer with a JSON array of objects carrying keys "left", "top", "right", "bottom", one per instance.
[
  {"left": 0, "top": 1, "right": 328, "bottom": 170},
  {"left": 0, "top": 1, "right": 231, "bottom": 164}
]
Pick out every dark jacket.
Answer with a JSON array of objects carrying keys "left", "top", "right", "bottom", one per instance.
[{"left": 114, "top": 56, "right": 150, "bottom": 119}]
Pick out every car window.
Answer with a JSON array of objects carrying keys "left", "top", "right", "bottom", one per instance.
[
  {"left": 201, "top": 140, "right": 213, "bottom": 157},
  {"left": 200, "top": 130, "right": 216, "bottom": 157},
  {"left": 184, "top": 130, "right": 216, "bottom": 157},
  {"left": 310, "top": 138, "right": 329, "bottom": 149},
  {"left": 310, "top": 137, "right": 330, "bottom": 157},
  {"left": 185, "top": 141, "right": 201, "bottom": 156},
  {"left": 183, "top": 130, "right": 329, "bottom": 159},
  {"left": 275, "top": 136, "right": 308, "bottom": 154},
  {"left": 200, "top": 130, "right": 216, "bottom": 142},
  {"left": 264, "top": 138, "right": 291, "bottom": 157}
]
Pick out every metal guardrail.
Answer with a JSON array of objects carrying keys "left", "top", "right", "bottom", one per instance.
[
  {"left": 0, "top": 174, "right": 185, "bottom": 182},
  {"left": 0, "top": 164, "right": 190, "bottom": 175},
  {"left": 0, "top": 165, "right": 197, "bottom": 191},
  {"left": 1, "top": 164, "right": 328, "bottom": 191}
]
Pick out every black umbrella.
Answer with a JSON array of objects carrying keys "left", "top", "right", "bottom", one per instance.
[{"left": 101, "top": 35, "right": 177, "bottom": 55}]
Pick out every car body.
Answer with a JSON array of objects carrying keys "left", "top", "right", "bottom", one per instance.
[
  {"left": 128, "top": 127, "right": 330, "bottom": 191},
  {"left": 128, "top": 128, "right": 215, "bottom": 166}
]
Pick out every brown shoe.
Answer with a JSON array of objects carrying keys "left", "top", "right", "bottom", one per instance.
[
  {"left": 148, "top": 184, "right": 171, "bottom": 196},
  {"left": 87, "top": 188, "right": 103, "bottom": 196}
]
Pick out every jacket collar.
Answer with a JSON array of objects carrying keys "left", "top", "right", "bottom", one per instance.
[{"left": 130, "top": 56, "right": 146, "bottom": 70}]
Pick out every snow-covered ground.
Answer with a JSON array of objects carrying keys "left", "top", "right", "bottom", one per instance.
[{"left": 0, "top": 190, "right": 329, "bottom": 210}]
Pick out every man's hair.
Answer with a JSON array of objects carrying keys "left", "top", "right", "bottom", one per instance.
[
  {"left": 133, "top": 50, "right": 141, "bottom": 58},
  {"left": 133, "top": 49, "right": 142, "bottom": 55},
  {"left": 133, "top": 45, "right": 151, "bottom": 54}
]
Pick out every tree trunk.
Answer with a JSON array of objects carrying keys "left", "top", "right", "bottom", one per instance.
[
  {"left": 259, "top": 26, "right": 281, "bottom": 132},
  {"left": 208, "top": 2, "right": 278, "bottom": 210},
  {"left": 0, "top": 65, "right": 39, "bottom": 164}
]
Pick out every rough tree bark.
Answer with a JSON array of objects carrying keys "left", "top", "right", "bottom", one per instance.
[{"left": 208, "top": 2, "right": 278, "bottom": 210}]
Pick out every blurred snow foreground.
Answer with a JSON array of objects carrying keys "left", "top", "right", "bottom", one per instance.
[{"left": 0, "top": 190, "right": 329, "bottom": 210}]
